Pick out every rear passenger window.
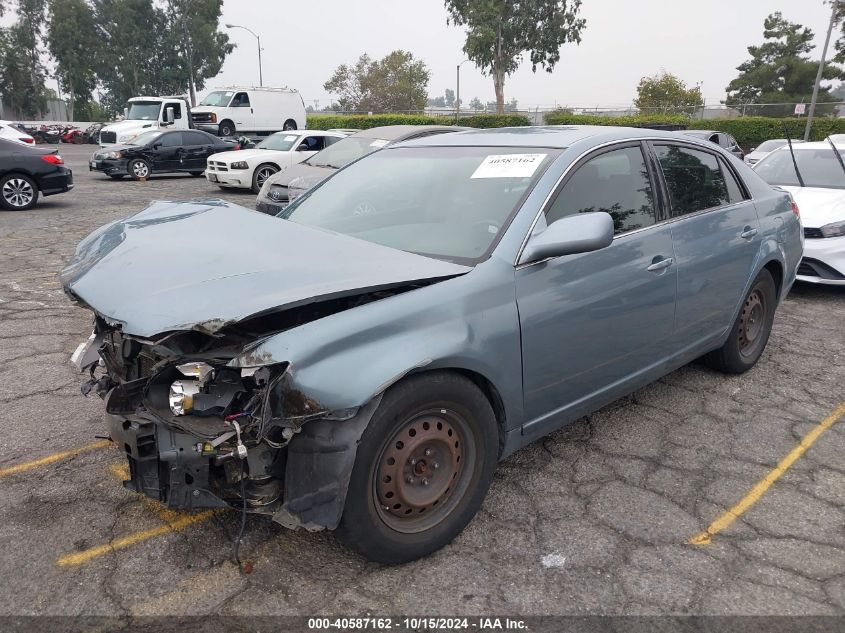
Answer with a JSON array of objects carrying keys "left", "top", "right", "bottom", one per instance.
[
  {"left": 654, "top": 145, "right": 731, "bottom": 215},
  {"left": 546, "top": 146, "right": 656, "bottom": 235},
  {"left": 720, "top": 158, "right": 746, "bottom": 203}
]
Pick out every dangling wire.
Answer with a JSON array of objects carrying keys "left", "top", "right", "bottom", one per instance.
[{"left": 233, "top": 458, "right": 248, "bottom": 566}]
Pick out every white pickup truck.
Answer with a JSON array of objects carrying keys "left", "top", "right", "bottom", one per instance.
[{"left": 98, "top": 96, "right": 192, "bottom": 146}]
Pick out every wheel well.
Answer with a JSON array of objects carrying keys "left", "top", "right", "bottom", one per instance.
[
  {"left": 406, "top": 367, "right": 508, "bottom": 457},
  {"left": 763, "top": 259, "right": 783, "bottom": 297}
]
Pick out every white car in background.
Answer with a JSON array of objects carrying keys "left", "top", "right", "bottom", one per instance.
[
  {"left": 205, "top": 130, "right": 347, "bottom": 193},
  {"left": 744, "top": 139, "right": 802, "bottom": 166},
  {"left": 754, "top": 140, "right": 845, "bottom": 285},
  {"left": 0, "top": 121, "right": 35, "bottom": 145}
]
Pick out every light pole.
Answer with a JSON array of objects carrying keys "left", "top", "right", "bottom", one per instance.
[
  {"left": 225, "top": 23, "right": 263, "bottom": 87},
  {"left": 456, "top": 59, "right": 470, "bottom": 119},
  {"left": 803, "top": 0, "right": 839, "bottom": 141}
]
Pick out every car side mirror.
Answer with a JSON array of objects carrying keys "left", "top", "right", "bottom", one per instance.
[
  {"left": 164, "top": 107, "right": 175, "bottom": 125},
  {"left": 123, "top": 107, "right": 129, "bottom": 119},
  {"left": 152, "top": 142, "right": 162, "bottom": 150},
  {"left": 519, "top": 212, "right": 614, "bottom": 265},
  {"left": 296, "top": 142, "right": 310, "bottom": 151}
]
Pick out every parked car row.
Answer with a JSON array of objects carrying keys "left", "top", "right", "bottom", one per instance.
[{"left": 64, "top": 125, "right": 805, "bottom": 565}]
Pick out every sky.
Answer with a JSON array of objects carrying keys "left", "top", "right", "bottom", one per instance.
[{"left": 208, "top": 0, "right": 837, "bottom": 109}]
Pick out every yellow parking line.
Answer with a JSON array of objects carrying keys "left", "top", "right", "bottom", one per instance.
[
  {"left": 57, "top": 510, "right": 219, "bottom": 567},
  {"left": 57, "top": 461, "right": 223, "bottom": 567},
  {"left": 689, "top": 401, "right": 845, "bottom": 545},
  {"left": 0, "top": 439, "right": 112, "bottom": 477}
]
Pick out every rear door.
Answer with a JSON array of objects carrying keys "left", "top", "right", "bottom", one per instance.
[
  {"left": 183, "top": 131, "right": 213, "bottom": 170},
  {"left": 651, "top": 142, "right": 760, "bottom": 348},
  {"left": 516, "top": 143, "right": 677, "bottom": 439}
]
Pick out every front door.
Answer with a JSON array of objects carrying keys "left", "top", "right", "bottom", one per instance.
[
  {"left": 231, "top": 92, "right": 254, "bottom": 130},
  {"left": 652, "top": 143, "right": 761, "bottom": 346},
  {"left": 516, "top": 144, "right": 677, "bottom": 440}
]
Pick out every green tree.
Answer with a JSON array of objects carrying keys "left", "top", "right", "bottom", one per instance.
[
  {"left": 444, "top": 0, "right": 585, "bottom": 114},
  {"left": 444, "top": 88, "right": 455, "bottom": 107},
  {"left": 162, "top": 0, "right": 233, "bottom": 106},
  {"left": 469, "top": 96, "right": 484, "bottom": 110},
  {"left": 91, "top": 0, "right": 181, "bottom": 115},
  {"left": 634, "top": 71, "right": 703, "bottom": 114},
  {"left": 726, "top": 12, "right": 841, "bottom": 115},
  {"left": 0, "top": 0, "right": 48, "bottom": 118},
  {"left": 47, "top": 0, "right": 99, "bottom": 121},
  {"left": 324, "top": 50, "right": 430, "bottom": 112}
]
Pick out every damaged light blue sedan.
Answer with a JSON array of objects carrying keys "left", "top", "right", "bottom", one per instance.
[{"left": 63, "top": 126, "right": 803, "bottom": 563}]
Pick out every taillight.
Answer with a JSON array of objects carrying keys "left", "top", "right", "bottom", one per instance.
[
  {"left": 22, "top": 137, "right": 34, "bottom": 144},
  {"left": 790, "top": 201, "right": 800, "bottom": 218},
  {"left": 41, "top": 154, "right": 64, "bottom": 165},
  {"left": 234, "top": 144, "right": 240, "bottom": 150}
]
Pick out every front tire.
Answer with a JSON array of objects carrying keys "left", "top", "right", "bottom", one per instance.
[
  {"left": 283, "top": 119, "right": 297, "bottom": 131},
  {"left": 704, "top": 269, "right": 776, "bottom": 374},
  {"left": 337, "top": 372, "right": 498, "bottom": 563},
  {"left": 0, "top": 173, "right": 38, "bottom": 210},
  {"left": 218, "top": 120, "right": 235, "bottom": 137},
  {"left": 128, "top": 159, "right": 151, "bottom": 180},
  {"left": 252, "top": 163, "right": 278, "bottom": 193}
]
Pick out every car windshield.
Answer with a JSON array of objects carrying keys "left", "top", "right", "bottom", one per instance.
[
  {"left": 754, "top": 147, "right": 845, "bottom": 189},
  {"left": 256, "top": 133, "right": 299, "bottom": 151},
  {"left": 306, "top": 136, "right": 389, "bottom": 169},
  {"left": 199, "top": 91, "right": 234, "bottom": 107},
  {"left": 279, "top": 146, "right": 558, "bottom": 263},
  {"left": 126, "top": 101, "right": 162, "bottom": 121},
  {"left": 130, "top": 130, "right": 164, "bottom": 145}
]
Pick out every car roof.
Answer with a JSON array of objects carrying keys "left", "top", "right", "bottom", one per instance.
[
  {"left": 770, "top": 140, "right": 845, "bottom": 151},
  {"left": 392, "top": 125, "right": 719, "bottom": 149},
  {"left": 351, "top": 125, "right": 465, "bottom": 141}
]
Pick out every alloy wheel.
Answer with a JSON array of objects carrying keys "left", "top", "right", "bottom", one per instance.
[
  {"left": 2, "top": 178, "right": 34, "bottom": 208},
  {"left": 256, "top": 167, "right": 276, "bottom": 189},
  {"left": 131, "top": 161, "right": 149, "bottom": 178}
]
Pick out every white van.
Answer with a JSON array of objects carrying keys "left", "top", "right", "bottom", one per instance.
[{"left": 191, "top": 87, "right": 306, "bottom": 137}]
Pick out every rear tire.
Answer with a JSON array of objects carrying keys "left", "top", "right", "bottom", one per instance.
[
  {"left": 704, "top": 269, "right": 776, "bottom": 374},
  {"left": 108, "top": 174, "right": 125, "bottom": 180},
  {"left": 189, "top": 171, "right": 204, "bottom": 177},
  {"left": 336, "top": 372, "right": 498, "bottom": 563},
  {"left": 0, "top": 173, "right": 38, "bottom": 210},
  {"left": 283, "top": 119, "right": 297, "bottom": 131}
]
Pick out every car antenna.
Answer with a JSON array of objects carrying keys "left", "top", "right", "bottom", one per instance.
[
  {"left": 825, "top": 135, "right": 845, "bottom": 177},
  {"left": 783, "top": 125, "right": 805, "bottom": 187}
]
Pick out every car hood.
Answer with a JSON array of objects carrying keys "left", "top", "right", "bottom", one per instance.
[
  {"left": 210, "top": 147, "right": 284, "bottom": 163},
  {"left": 266, "top": 162, "right": 333, "bottom": 188},
  {"left": 781, "top": 186, "right": 845, "bottom": 228},
  {"left": 60, "top": 200, "right": 470, "bottom": 338},
  {"left": 93, "top": 144, "right": 137, "bottom": 157}
]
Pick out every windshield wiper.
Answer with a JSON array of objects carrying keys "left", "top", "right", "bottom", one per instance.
[{"left": 825, "top": 136, "right": 845, "bottom": 178}]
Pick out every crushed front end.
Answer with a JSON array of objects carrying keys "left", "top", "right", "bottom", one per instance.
[{"left": 73, "top": 318, "right": 318, "bottom": 517}]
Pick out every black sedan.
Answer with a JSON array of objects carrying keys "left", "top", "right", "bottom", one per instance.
[
  {"left": 90, "top": 129, "right": 237, "bottom": 180},
  {"left": 0, "top": 138, "right": 73, "bottom": 211}
]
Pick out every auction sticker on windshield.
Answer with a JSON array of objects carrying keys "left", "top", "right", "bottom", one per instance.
[{"left": 471, "top": 153, "right": 547, "bottom": 179}]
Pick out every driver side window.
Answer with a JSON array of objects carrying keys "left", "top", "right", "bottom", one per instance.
[{"left": 545, "top": 146, "right": 657, "bottom": 235}]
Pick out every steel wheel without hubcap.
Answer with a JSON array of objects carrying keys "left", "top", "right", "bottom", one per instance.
[
  {"left": 130, "top": 160, "right": 150, "bottom": 179},
  {"left": 738, "top": 288, "right": 766, "bottom": 357},
  {"left": 2, "top": 178, "right": 35, "bottom": 208},
  {"left": 374, "top": 408, "right": 476, "bottom": 533}
]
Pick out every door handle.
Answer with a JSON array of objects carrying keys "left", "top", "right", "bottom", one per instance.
[
  {"left": 646, "top": 257, "right": 674, "bottom": 272},
  {"left": 740, "top": 227, "right": 758, "bottom": 239}
]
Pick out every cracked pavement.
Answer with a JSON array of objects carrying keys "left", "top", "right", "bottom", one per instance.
[{"left": 0, "top": 144, "right": 843, "bottom": 616}]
